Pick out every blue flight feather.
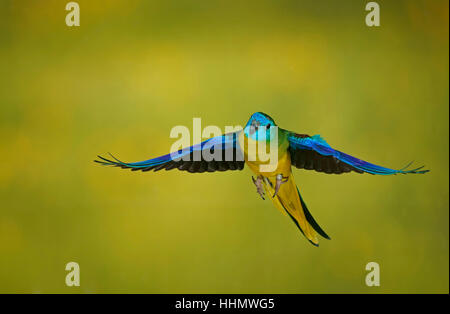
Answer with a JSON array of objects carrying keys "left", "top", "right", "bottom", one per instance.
[
  {"left": 288, "top": 134, "right": 429, "bottom": 175},
  {"left": 95, "top": 133, "right": 240, "bottom": 169}
]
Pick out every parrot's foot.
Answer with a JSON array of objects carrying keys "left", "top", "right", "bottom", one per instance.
[
  {"left": 252, "top": 176, "right": 265, "bottom": 200},
  {"left": 273, "top": 174, "right": 289, "bottom": 198}
]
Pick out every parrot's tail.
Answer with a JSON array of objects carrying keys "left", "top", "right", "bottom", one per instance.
[{"left": 262, "top": 173, "right": 330, "bottom": 246}]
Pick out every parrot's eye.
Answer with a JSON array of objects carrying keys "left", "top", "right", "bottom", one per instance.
[{"left": 266, "top": 124, "right": 271, "bottom": 130}]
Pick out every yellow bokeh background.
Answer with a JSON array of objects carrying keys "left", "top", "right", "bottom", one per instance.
[{"left": 0, "top": 0, "right": 448, "bottom": 293}]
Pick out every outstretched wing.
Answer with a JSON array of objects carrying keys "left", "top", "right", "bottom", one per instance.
[
  {"left": 287, "top": 132, "right": 429, "bottom": 175},
  {"left": 95, "top": 132, "right": 245, "bottom": 173}
]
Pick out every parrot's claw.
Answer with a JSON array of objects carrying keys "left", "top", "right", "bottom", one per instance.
[
  {"left": 273, "top": 174, "right": 289, "bottom": 198},
  {"left": 252, "top": 176, "right": 265, "bottom": 200}
]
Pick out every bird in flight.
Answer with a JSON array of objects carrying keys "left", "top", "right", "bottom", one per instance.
[{"left": 95, "top": 112, "right": 429, "bottom": 246}]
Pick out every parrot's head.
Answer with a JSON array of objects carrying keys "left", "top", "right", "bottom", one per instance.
[{"left": 244, "top": 112, "right": 277, "bottom": 140}]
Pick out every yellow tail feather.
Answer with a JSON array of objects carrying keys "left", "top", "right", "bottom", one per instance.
[{"left": 262, "top": 174, "right": 325, "bottom": 246}]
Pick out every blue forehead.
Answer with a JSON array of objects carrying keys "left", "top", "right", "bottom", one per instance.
[{"left": 251, "top": 112, "right": 274, "bottom": 124}]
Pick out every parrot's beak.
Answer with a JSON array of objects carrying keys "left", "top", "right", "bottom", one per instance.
[{"left": 248, "top": 121, "right": 260, "bottom": 136}]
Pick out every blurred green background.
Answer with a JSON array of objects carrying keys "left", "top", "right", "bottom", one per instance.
[{"left": 0, "top": 0, "right": 448, "bottom": 293}]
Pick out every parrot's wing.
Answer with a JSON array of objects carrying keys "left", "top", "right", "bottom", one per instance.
[
  {"left": 95, "top": 132, "right": 245, "bottom": 173},
  {"left": 287, "top": 132, "right": 429, "bottom": 175}
]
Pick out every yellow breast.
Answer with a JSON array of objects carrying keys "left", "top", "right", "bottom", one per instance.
[{"left": 238, "top": 130, "right": 291, "bottom": 178}]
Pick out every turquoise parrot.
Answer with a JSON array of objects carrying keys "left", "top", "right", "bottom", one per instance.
[{"left": 96, "top": 112, "right": 429, "bottom": 246}]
